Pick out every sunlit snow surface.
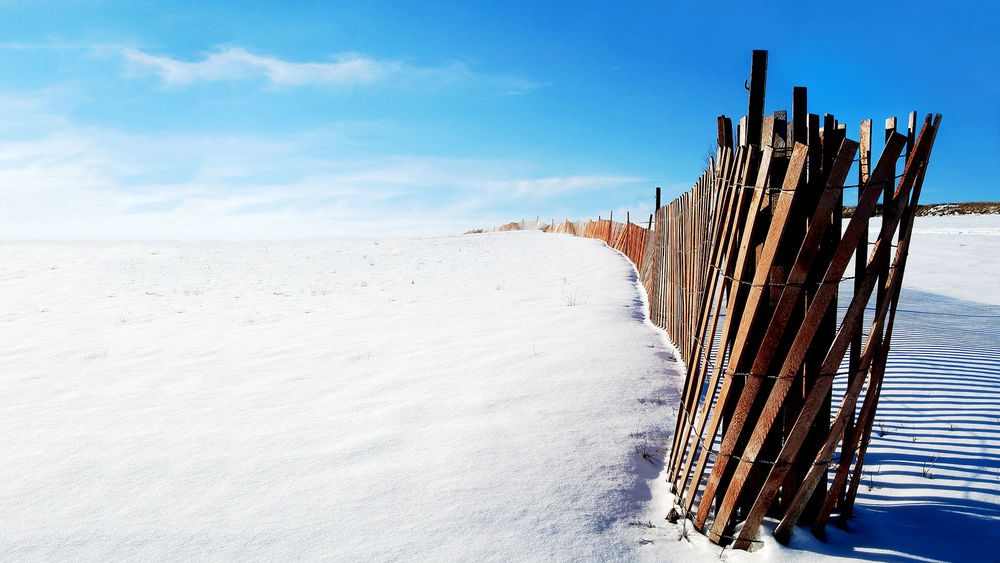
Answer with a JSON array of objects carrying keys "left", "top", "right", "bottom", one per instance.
[
  {"left": 0, "top": 233, "right": 683, "bottom": 560},
  {"left": 1, "top": 215, "right": 998, "bottom": 561}
]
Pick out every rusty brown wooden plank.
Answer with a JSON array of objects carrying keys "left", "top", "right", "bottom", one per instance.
[
  {"left": 728, "top": 122, "right": 934, "bottom": 549},
  {"left": 668, "top": 151, "right": 737, "bottom": 482},
  {"left": 746, "top": 50, "right": 768, "bottom": 149},
  {"left": 719, "top": 116, "right": 734, "bottom": 154},
  {"left": 803, "top": 112, "right": 844, "bottom": 519},
  {"left": 661, "top": 206, "right": 670, "bottom": 329},
  {"left": 906, "top": 111, "right": 917, "bottom": 161},
  {"left": 668, "top": 148, "right": 740, "bottom": 483},
  {"left": 682, "top": 144, "right": 808, "bottom": 521},
  {"left": 707, "top": 131, "right": 905, "bottom": 542},
  {"left": 814, "top": 353, "right": 880, "bottom": 534},
  {"left": 653, "top": 207, "right": 667, "bottom": 328},
  {"left": 696, "top": 139, "right": 860, "bottom": 532},
  {"left": 897, "top": 111, "right": 919, "bottom": 246},
  {"left": 838, "top": 113, "right": 940, "bottom": 523},
  {"left": 779, "top": 118, "right": 938, "bottom": 541},
  {"left": 761, "top": 115, "right": 774, "bottom": 150},
  {"left": 877, "top": 117, "right": 897, "bottom": 304},
  {"left": 791, "top": 87, "right": 807, "bottom": 146},
  {"left": 672, "top": 150, "right": 770, "bottom": 498},
  {"left": 846, "top": 117, "right": 872, "bottom": 481},
  {"left": 638, "top": 193, "right": 659, "bottom": 285},
  {"left": 669, "top": 148, "right": 757, "bottom": 487},
  {"left": 689, "top": 147, "right": 781, "bottom": 516},
  {"left": 612, "top": 220, "right": 628, "bottom": 251},
  {"left": 643, "top": 217, "right": 656, "bottom": 315},
  {"left": 670, "top": 145, "right": 740, "bottom": 471}
]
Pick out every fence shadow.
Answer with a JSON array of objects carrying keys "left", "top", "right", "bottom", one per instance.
[{"left": 827, "top": 289, "right": 1000, "bottom": 560}]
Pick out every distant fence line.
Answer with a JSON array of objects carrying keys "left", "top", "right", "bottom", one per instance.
[{"left": 490, "top": 50, "right": 941, "bottom": 551}]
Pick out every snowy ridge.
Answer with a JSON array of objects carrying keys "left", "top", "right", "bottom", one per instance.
[
  {"left": 874, "top": 215, "right": 1000, "bottom": 306},
  {"left": 0, "top": 233, "right": 687, "bottom": 561},
  {"left": 1, "top": 215, "right": 998, "bottom": 561}
]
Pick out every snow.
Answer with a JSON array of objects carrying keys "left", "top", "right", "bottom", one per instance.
[
  {"left": 887, "top": 214, "right": 1000, "bottom": 306},
  {"left": 1, "top": 214, "right": 998, "bottom": 561},
  {"left": 0, "top": 233, "right": 684, "bottom": 560}
]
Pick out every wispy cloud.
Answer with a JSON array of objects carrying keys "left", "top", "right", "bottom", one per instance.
[
  {"left": 120, "top": 46, "right": 541, "bottom": 94},
  {"left": 486, "top": 176, "right": 642, "bottom": 199},
  {"left": 0, "top": 95, "right": 643, "bottom": 239}
]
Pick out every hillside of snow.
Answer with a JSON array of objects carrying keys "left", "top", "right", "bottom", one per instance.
[
  {"left": 891, "top": 214, "right": 1000, "bottom": 306},
  {"left": 1, "top": 214, "right": 997, "bottom": 561},
  {"left": 0, "top": 234, "right": 687, "bottom": 560}
]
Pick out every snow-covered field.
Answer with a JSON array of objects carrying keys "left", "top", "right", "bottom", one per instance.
[
  {"left": 1, "top": 215, "right": 997, "bottom": 561},
  {"left": 884, "top": 214, "right": 1000, "bottom": 307}
]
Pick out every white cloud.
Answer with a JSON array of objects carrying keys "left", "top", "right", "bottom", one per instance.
[
  {"left": 120, "top": 46, "right": 540, "bottom": 94},
  {"left": 0, "top": 126, "right": 643, "bottom": 239},
  {"left": 487, "top": 175, "right": 643, "bottom": 199},
  {"left": 0, "top": 90, "right": 654, "bottom": 239}
]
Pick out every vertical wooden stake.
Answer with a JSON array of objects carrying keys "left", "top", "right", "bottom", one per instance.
[
  {"left": 718, "top": 115, "right": 734, "bottom": 152},
  {"left": 747, "top": 50, "right": 768, "bottom": 149}
]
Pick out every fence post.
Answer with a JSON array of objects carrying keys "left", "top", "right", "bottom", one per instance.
[
  {"left": 718, "top": 116, "right": 734, "bottom": 152},
  {"left": 746, "top": 50, "right": 768, "bottom": 149}
]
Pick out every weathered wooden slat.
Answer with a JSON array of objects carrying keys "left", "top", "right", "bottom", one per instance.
[
  {"left": 684, "top": 143, "right": 809, "bottom": 522},
  {"left": 669, "top": 153, "right": 734, "bottom": 476},
  {"left": 906, "top": 111, "right": 917, "bottom": 161},
  {"left": 707, "top": 131, "right": 904, "bottom": 543},
  {"left": 673, "top": 151, "right": 769, "bottom": 498},
  {"left": 667, "top": 149, "right": 739, "bottom": 482},
  {"left": 791, "top": 87, "right": 807, "bottom": 146},
  {"left": 670, "top": 148, "right": 762, "bottom": 490},
  {"left": 838, "top": 113, "right": 941, "bottom": 523},
  {"left": 877, "top": 116, "right": 897, "bottom": 304},
  {"left": 815, "top": 352, "right": 881, "bottom": 533},
  {"left": 761, "top": 115, "right": 774, "bottom": 150},
  {"left": 776, "top": 117, "right": 939, "bottom": 543},
  {"left": 669, "top": 147, "right": 742, "bottom": 484},
  {"left": 729, "top": 123, "right": 932, "bottom": 549},
  {"left": 696, "top": 139, "right": 859, "bottom": 535},
  {"left": 845, "top": 118, "right": 872, "bottom": 501},
  {"left": 803, "top": 111, "right": 844, "bottom": 518}
]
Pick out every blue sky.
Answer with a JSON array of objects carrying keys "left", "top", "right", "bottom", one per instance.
[{"left": 0, "top": 1, "right": 996, "bottom": 238}]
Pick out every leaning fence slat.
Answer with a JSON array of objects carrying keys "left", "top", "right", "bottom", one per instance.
[
  {"left": 696, "top": 139, "right": 858, "bottom": 536},
  {"left": 775, "top": 120, "right": 936, "bottom": 542},
  {"left": 729, "top": 120, "right": 934, "bottom": 549},
  {"left": 672, "top": 146, "right": 755, "bottom": 501},
  {"left": 667, "top": 150, "right": 736, "bottom": 482},
  {"left": 838, "top": 113, "right": 941, "bottom": 525},
  {"left": 684, "top": 143, "right": 810, "bottom": 522},
  {"left": 672, "top": 146, "right": 770, "bottom": 501}
]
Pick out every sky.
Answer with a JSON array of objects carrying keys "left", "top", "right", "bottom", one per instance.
[{"left": 0, "top": 0, "right": 996, "bottom": 239}]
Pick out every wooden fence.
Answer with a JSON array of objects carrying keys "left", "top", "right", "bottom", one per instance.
[{"left": 495, "top": 50, "right": 941, "bottom": 550}]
